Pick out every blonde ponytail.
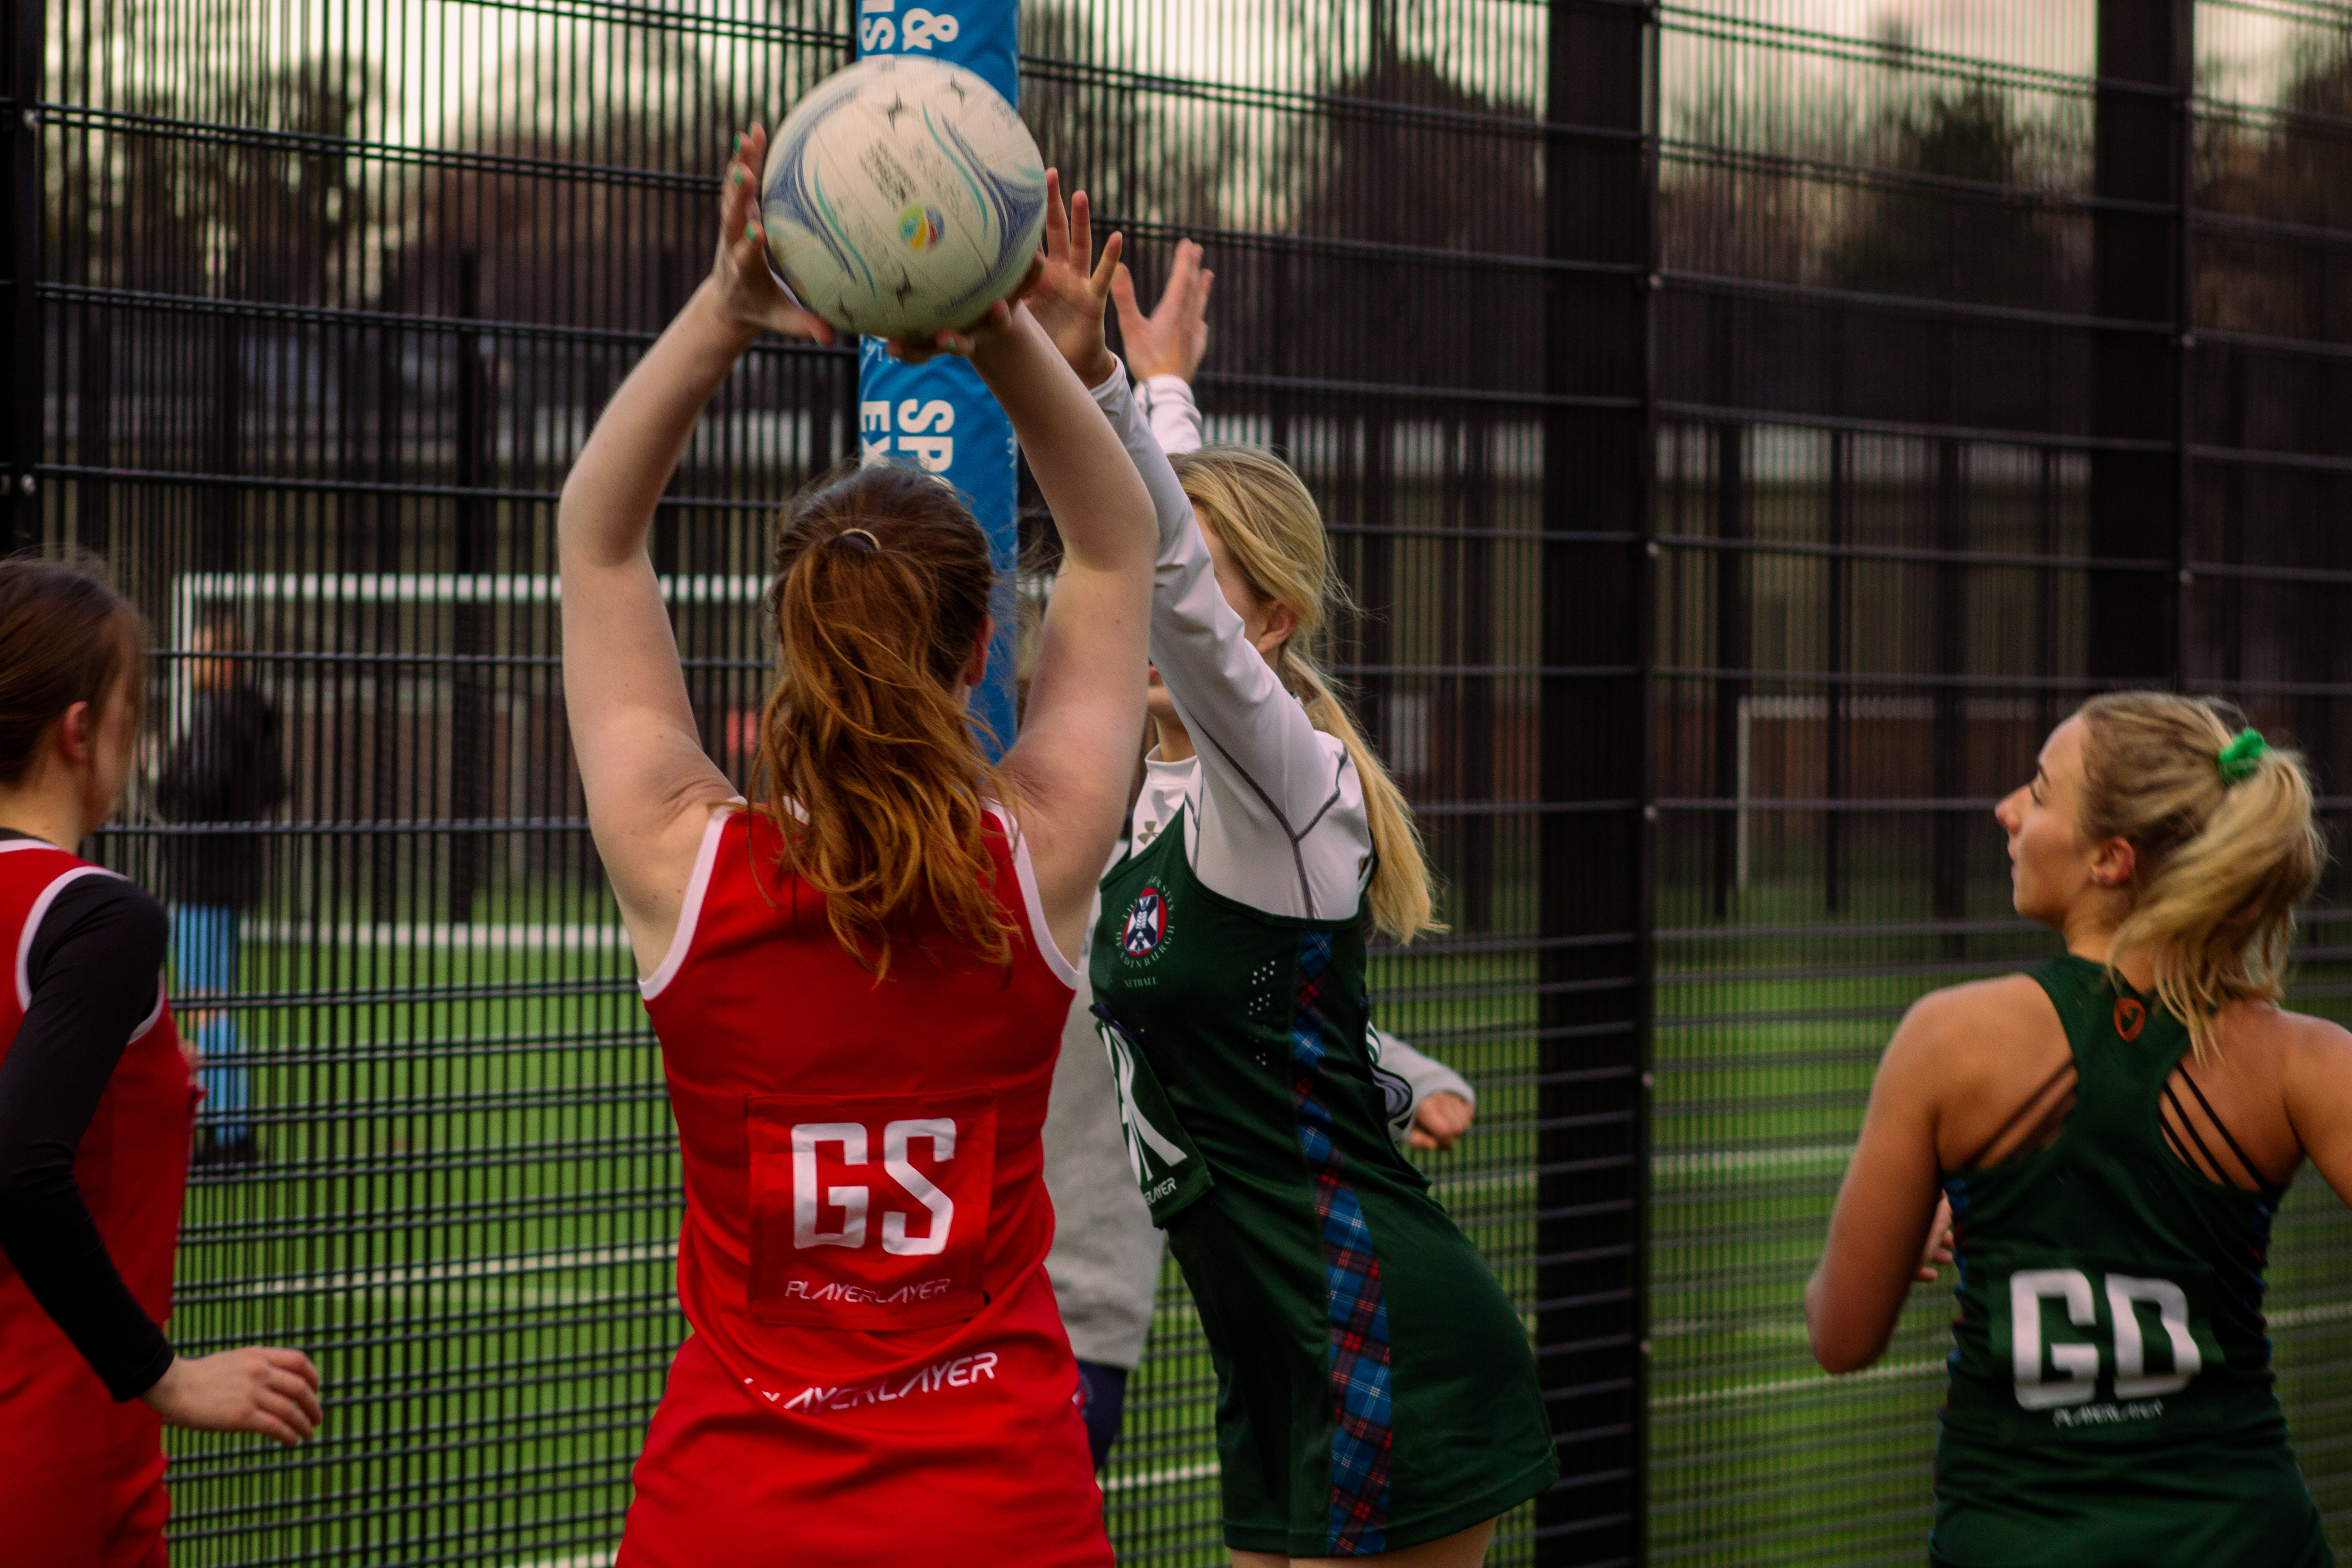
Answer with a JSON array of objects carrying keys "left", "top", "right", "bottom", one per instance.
[
  {"left": 1169, "top": 446, "right": 1441, "bottom": 943},
  {"left": 2076, "top": 691, "right": 2326, "bottom": 1060}
]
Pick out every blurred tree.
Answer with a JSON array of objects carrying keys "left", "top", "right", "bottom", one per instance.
[
  {"left": 1019, "top": 1, "right": 1225, "bottom": 240},
  {"left": 51, "top": 44, "right": 372, "bottom": 304},
  {"left": 1827, "top": 83, "right": 2072, "bottom": 309}
]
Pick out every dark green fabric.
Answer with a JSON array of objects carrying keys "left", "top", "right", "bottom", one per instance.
[
  {"left": 1090, "top": 809, "right": 1557, "bottom": 1555},
  {"left": 1931, "top": 954, "right": 2329, "bottom": 1568}
]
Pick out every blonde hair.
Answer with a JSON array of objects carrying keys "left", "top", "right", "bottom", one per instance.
[
  {"left": 2074, "top": 691, "right": 2326, "bottom": 1059},
  {"left": 1170, "top": 446, "right": 1440, "bottom": 943}
]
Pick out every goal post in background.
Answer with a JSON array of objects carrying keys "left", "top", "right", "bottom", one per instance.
[{"left": 853, "top": 0, "right": 1024, "bottom": 760}]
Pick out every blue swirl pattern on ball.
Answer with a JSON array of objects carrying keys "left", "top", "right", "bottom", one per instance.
[
  {"left": 759, "top": 57, "right": 1047, "bottom": 337},
  {"left": 920, "top": 105, "right": 1046, "bottom": 318},
  {"left": 762, "top": 74, "right": 875, "bottom": 299}
]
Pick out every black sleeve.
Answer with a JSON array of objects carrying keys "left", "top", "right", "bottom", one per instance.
[
  {"left": 153, "top": 697, "right": 224, "bottom": 822},
  {"left": 0, "top": 873, "right": 176, "bottom": 1401}
]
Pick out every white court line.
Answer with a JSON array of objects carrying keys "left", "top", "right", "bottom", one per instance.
[
  {"left": 1104, "top": 1459, "right": 1221, "bottom": 1494},
  {"left": 2269, "top": 1299, "right": 2352, "bottom": 1330},
  {"left": 1427, "top": 1144, "right": 1854, "bottom": 1203},
  {"left": 506, "top": 1553, "right": 614, "bottom": 1568},
  {"left": 1654, "top": 1143, "right": 1852, "bottom": 1176},
  {"left": 248, "top": 921, "right": 632, "bottom": 953},
  {"left": 226, "top": 1241, "right": 676, "bottom": 1298},
  {"left": 1653, "top": 1355, "right": 1945, "bottom": 1411}
]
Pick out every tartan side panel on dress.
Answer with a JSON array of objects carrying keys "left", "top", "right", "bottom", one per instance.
[{"left": 1288, "top": 929, "right": 1394, "bottom": 1555}]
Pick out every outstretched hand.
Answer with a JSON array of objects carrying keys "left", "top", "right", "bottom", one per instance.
[
  {"left": 1113, "top": 238, "right": 1211, "bottom": 384},
  {"left": 1023, "top": 169, "right": 1122, "bottom": 388},
  {"left": 710, "top": 127, "right": 836, "bottom": 347}
]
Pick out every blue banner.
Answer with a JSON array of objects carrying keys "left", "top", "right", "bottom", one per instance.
[{"left": 855, "top": 0, "right": 1023, "bottom": 761}]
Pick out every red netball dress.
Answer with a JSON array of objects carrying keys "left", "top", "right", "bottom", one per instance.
[
  {"left": 619, "top": 804, "right": 1111, "bottom": 1568},
  {"left": 0, "top": 839, "right": 192, "bottom": 1568}
]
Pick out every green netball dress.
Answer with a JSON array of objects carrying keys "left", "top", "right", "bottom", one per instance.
[
  {"left": 1091, "top": 807, "right": 1557, "bottom": 1557},
  {"left": 1932, "top": 955, "right": 2331, "bottom": 1568}
]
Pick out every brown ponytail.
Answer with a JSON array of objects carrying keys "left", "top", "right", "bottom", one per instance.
[
  {"left": 751, "top": 464, "right": 1019, "bottom": 978},
  {"left": 0, "top": 555, "right": 144, "bottom": 786},
  {"left": 2075, "top": 691, "right": 2327, "bottom": 1059}
]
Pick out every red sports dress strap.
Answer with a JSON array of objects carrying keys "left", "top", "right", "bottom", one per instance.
[{"left": 642, "top": 803, "right": 1078, "bottom": 1401}]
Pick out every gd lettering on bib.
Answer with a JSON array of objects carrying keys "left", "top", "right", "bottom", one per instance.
[{"left": 747, "top": 1088, "right": 997, "bottom": 1328}]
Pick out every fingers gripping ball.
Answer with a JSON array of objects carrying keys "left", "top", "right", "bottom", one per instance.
[{"left": 761, "top": 57, "right": 1047, "bottom": 341}]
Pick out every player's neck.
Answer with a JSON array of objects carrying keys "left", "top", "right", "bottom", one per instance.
[
  {"left": 0, "top": 760, "right": 98, "bottom": 853},
  {"left": 2061, "top": 907, "right": 2156, "bottom": 992},
  {"left": 1153, "top": 712, "right": 1197, "bottom": 764}
]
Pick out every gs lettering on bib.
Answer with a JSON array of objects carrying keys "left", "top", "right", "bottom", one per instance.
[{"left": 746, "top": 1089, "right": 997, "bottom": 1328}]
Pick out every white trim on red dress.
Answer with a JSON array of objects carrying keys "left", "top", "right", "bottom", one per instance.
[
  {"left": 15, "top": 864, "right": 118, "bottom": 1012},
  {"left": 637, "top": 801, "right": 742, "bottom": 1001},
  {"left": 126, "top": 978, "right": 168, "bottom": 1043},
  {"left": 992, "top": 806, "right": 1080, "bottom": 991}
]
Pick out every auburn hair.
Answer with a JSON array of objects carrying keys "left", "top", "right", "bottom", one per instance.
[
  {"left": 751, "top": 463, "right": 1018, "bottom": 977},
  {"left": 2074, "top": 691, "right": 2326, "bottom": 1060},
  {"left": 1169, "top": 446, "right": 1440, "bottom": 943},
  {"left": 0, "top": 555, "right": 145, "bottom": 786}
]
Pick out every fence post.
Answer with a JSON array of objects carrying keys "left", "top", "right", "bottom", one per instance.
[
  {"left": 0, "top": 0, "right": 42, "bottom": 554},
  {"left": 1538, "top": 0, "right": 1652, "bottom": 1560},
  {"left": 2089, "top": 0, "right": 2192, "bottom": 687}
]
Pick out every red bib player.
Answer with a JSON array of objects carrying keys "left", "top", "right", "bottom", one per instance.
[
  {"left": 559, "top": 126, "right": 1159, "bottom": 1567},
  {"left": 0, "top": 558, "right": 319, "bottom": 1568}
]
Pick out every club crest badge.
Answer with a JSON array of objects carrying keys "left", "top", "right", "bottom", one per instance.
[{"left": 1120, "top": 887, "right": 1167, "bottom": 957}]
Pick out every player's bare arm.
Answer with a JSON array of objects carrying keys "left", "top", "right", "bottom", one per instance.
[{"left": 559, "top": 128, "right": 833, "bottom": 972}]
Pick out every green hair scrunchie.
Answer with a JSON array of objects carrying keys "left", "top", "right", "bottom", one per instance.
[{"left": 2218, "top": 728, "right": 2271, "bottom": 786}]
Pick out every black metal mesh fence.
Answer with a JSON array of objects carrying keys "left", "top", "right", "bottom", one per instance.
[
  {"left": 1645, "top": 2, "right": 2352, "bottom": 1563},
  {"left": 4, "top": 0, "right": 2348, "bottom": 1564}
]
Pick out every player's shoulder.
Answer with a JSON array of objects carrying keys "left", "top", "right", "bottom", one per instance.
[
  {"left": 2260, "top": 1002, "right": 2352, "bottom": 1077},
  {"left": 1901, "top": 971, "right": 2052, "bottom": 1035},
  {"left": 29, "top": 867, "right": 168, "bottom": 979},
  {"left": 1882, "top": 973, "right": 2057, "bottom": 1087}
]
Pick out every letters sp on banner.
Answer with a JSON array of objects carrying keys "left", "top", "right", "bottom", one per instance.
[{"left": 862, "top": 398, "right": 958, "bottom": 472}]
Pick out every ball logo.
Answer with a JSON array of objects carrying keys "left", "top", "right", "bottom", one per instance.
[
  {"left": 2115, "top": 998, "right": 2146, "bottom": 1041},
  {"left": 897, "top": 203, "right": 946, "bottom": 252},
  {"left": 1120, "top": 887, "right": 1166, "bottom": 957}
]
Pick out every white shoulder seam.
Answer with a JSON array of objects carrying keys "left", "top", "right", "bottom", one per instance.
[
  {"left": 127, "top": 978, "right": 168, "bottom": 1044},
  {"left": 638, "top": 801, "right": 742, "bottom": 1000},
  {"left": 992, "top": 805, "right": 1081, "bottom": 990},
  {"left": 15, "top": 864, "right": 122, "bottom": 1012}
]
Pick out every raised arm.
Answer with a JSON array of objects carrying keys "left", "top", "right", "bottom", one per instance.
[
  {"left": 1029, "top": 191, "right": 1356, "bottom": 915},
  {"left": 559, "top": 127, "right": 833, "bottom": 970},
  {"left": 986, "top": 304, "right": 1158, "bottom": 959},
  {"left": 1095, "top": 375, "right": 1364, "bottom": 916},
  {"left": 1113, "top": 238, "right": 1211, "bottom": 456}
]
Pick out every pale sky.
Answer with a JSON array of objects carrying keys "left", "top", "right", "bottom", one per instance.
[
  {"left": 127, "top": 0, "right": 2313, "bottom": 151},
  {"left": 64, "top": 0, "right": 2318, "bottom": 205}
]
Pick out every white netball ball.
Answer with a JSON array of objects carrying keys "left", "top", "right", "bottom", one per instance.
[{"left": 761, "top": 56, "right": 1047, "bottom": 340}]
